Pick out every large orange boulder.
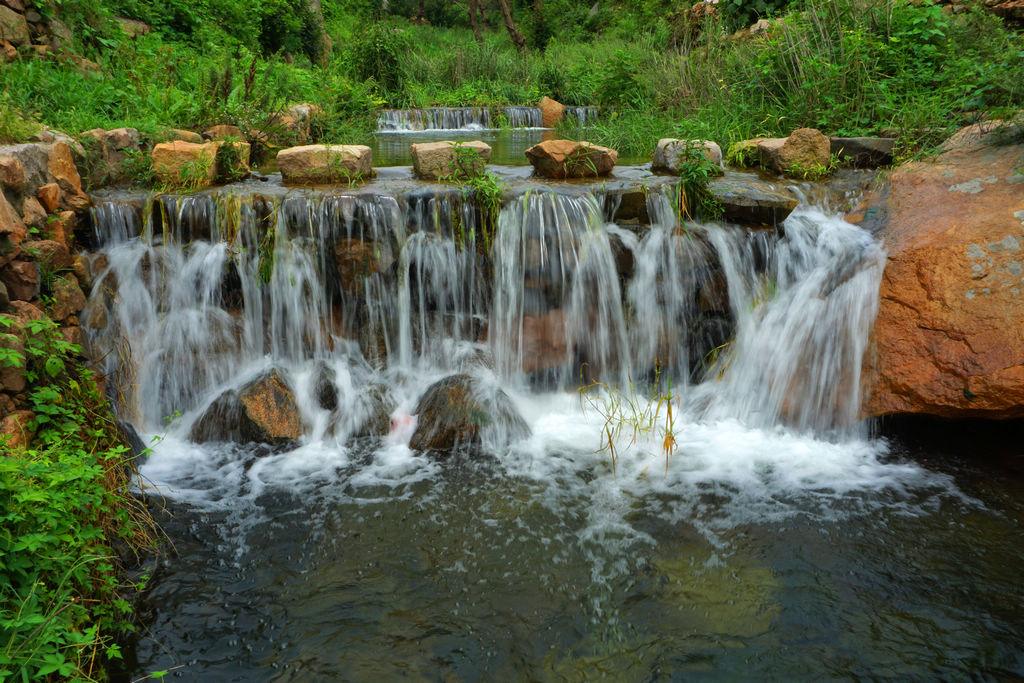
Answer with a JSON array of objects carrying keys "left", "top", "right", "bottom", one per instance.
[
  {"left": 525, "top": 139, "right": 617, "bottom": 179},
  {"left": 539, "top": 96, "right": 565, "bottom": 128},
  {"left": 277, "top": 144, "right": 373, "bottom": 184},
  {"left": 190, "top": 369, "right": 304, "bottom": 444},
  {"left": 861, "top": 122, "right": 1024, "bottom": 418}
]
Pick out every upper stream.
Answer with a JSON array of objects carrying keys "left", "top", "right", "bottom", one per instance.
[{"left": 84, "top": 168, "right": 1024, "bottom": 679}]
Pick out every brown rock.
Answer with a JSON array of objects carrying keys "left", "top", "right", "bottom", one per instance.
[
  {"left": 189, "top": 369, "right": 304, "bottom": 444},
  {"left": 525, "top": 139, "right": 617, "bottom": 179},
  {"left": 1, "top": 0, "right": 22, "bottom": 14},
  {"left": 204, "top": 124, "right": 245, "bottom": 141},
  {"left": 652, "top": 138, "right": 724, "bottom": 175},
  {"left": 0, "top": 5, "right": 28, "bottom": 46},
  {"left": 19, "top": 196, "right": 46, "bottom": 230},
  {"left": 0, "top": 156, "right": 26, "bottom": 192},
  {"left": 115, "top": 16, "right": 151, "bottom": 37},
  {"left": 49, "top": 275, "right": 86, "bottom": 322},
  {"left": 0, "top": 410, "right": 35, "bottom": 450},
  {"left": 0, "top": 190, "right": 27, "bottom": 251},
  {"left": 7, "top": 299, "right": 43, "bottom": 321},
  {"left": 43, "top": 211, "right": 75, "bottom": 247},
  {"left": 159, "top": 128, "right": 203, "bottom": 144},
  {"left": 59, "top": 325, "right": 82, "bottom": 347},
  {"left": 71, "top": 255, "right": 92, "bottom": 291},
  {"left": 759, "top": 128, "right": 831, "bottom": 176},
  {"left": 277, "top": 144, "right": 373, "bottom": 184},
  {"left": 0, "top": 260, "right": 37, "bottom": 301},
  {"left": 103, "top": 127, "right": 140, "bottom": 151},
  {"left": 539, "top": 96, "right": 565, "bottom": 128},
  {"left": 151, "top": 141, "right": 217, "bottom": 188},
  {"left": 334, "top": 238, "right": 390, "bottom": 294},
  {"left": 408, "top": 373, "right": 530, "bottom": 453},
  {"left": 410, "top": 140, "right": 491, "bottom": 180},
  {"left": 520, "top": 309, "right": 569, "bottom": 374},
  {"left": 862, "top": 122, "right": 1024, "bottom": 419},
  {"left": 46, "top": 141, "right": 84, "bottom": 195},
  {"left": 23, "top": 239, "right": 72, "bottom": 271},
  {"left": 1, "top": 39, "right": 15, "bottom": 62},
  {"left": 30, "top": 130, "right": 86, "bottom": 158},
  {"left": 36, "top": 182, "right": 60, "bottom": 211}
]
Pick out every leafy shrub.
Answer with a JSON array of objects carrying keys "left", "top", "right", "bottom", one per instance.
[{"left": 347, "top": 22, "right": 411, "bottom": 104}]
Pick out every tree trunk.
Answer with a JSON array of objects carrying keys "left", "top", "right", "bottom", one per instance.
[
  {"left": 468, "top": 0, "right": 484, "bottom": 43},
  {"left": 495, "top": 0, "right": 526, "bottom": 51}
]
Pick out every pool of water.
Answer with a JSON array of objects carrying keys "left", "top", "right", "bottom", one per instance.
[
  {"left": 369, "top": 129, "right": 648, "bottom": 167},
  {"left": 111, "top": 415, "right": 1024, "bottom": 681}
]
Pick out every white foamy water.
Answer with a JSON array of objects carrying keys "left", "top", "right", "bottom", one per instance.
[{"left": 86, "top": 182, "right": 960, "bottom": 552}]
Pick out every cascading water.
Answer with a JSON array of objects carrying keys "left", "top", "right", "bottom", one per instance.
[{"left": 86, "top": 174, "right": 1009, "bottom": 681}]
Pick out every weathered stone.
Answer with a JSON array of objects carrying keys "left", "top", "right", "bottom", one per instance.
[
  {"left": 652, "top": 138, "right": 724, "bottom": 175},
  {"left": 0, "top": 5, "right": 28, "bottom": 46},
  {"left": 22, "top": 8, "right": 37, "bottom": 22},
  {"left": 58, "top": 325, "right": 82, "bottom": 347},
  {"left": 525, "top": 139, "right": 617, "bottom": 179},
  {"left": 43, "top": 211, "right": 75, "bottom": 247},
  {"left": 0, "top": 0, "right": 23, "bottom": 14},
  {"left": 860, "top": 123, "right": 1024, "bottom": 419},
  {"left": 190, "top": 369, "right": 303, "bottom": 444},
  {"left": 7, "top": 299, "right": 43, "bottom": 321},
  {"left": 0, "top": 280, "right": 7, "bottom": 310},
  {"left": 521, "top": 309, "right": 569, "bottom": 374},
  {"left": 23, "top": 239, "right": 72, "bottom": 271},
  {"left": 31, "top": 130, "right": 86, "bottom": 158},
  {"left": 708, "top": 175, "right": 799, "bottom": 227},
  {"left": 410, "top": 140, "right": 492, "bottom": 180},
  {"left": 19, "top": 196, "right": 45, "bottom": 230},
  {"left": 49, "top": 275, "right": 86, "bottom": 322},
  {"left": 334, "top": 237, "right": 390, "bottom": 294},
  {"left": 114, "top": 16, "right": 150, "bottom": 37},
  {"left": 151, "top": 141, "right": 217, "bottom": 188},
  {"left": 830, "top": 137, "right": 895, "bottom": 168},
  {"left": 1, "top": 39, "right": 16, "bottom": 62},
  {"left": 0, "top": 144, "right": 49, "bottom": 194},
  {"left": 0, "top": 410, "right": 35, "bottom": 449},
  {"left": 37, "top": 182, "right": 60, "bottom": 212},
  {"left": 157, "top": 128, "right": 203, "bottom": 144},
  {"left": 71, "top": 255, "right": 92, "bottom": 291},
  {"left": 0, "top": 189, "right": 27, "bottom": 246},
  {"left": 47, "top": 17, "right": 72, "bottom": 50},
  {"left": 539, "top": 96, "right": 565, "bottom": 128},
  {"left": 0, "top": 260, "right": 37, "bottom": 300},
  {"left": 408, "top": 373, "right": 530, "bottom": 454},
  {"left": 759, "top": 128, "right": 831, "bottom": 176},
  {"left": 102, "top": 127, "right": 140, "bottom": 151},
  {"left": 0, "top": 155, "right": 26, "bottom": 192},
  {"left": 204, "top": 124, "right": 245, "bottom": 141},
  {"left": 277, "top": 145, "right": 373, "bottom": 185},
  {"left": 46, "top": 141, "right": 89, "bottom": 208}
]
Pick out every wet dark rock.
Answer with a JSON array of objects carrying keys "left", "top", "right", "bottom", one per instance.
[
  {"left": 829, "top": 137, "right": 895, "bottom": 168},
  {"left": 708, "top": 176, "right": 798, "bottom": 227},
  {"left": 353, "top": 384, "right": 396, "bottom": 437},
  {"left": 409, "top": 373, "right": 530, "bottom": 454},
  {"left": 190, "top": 369, "right": 303, "bottom": 445}
]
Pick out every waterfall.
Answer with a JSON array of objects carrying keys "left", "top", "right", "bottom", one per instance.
[
  {"left": 85, "top": 180, "right": 883, "bottom": 442},
  {"left": 375, "top": 106, "right": 550, "bottom": 131}
]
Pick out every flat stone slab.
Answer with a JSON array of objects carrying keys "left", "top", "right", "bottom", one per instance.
[{"left": 709, "top": 176, "right": 799, "bottom": 227}]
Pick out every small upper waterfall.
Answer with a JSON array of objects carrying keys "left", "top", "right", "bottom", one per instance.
[{"left": 375, "top": 106, "right": 593, "bottom": 132}]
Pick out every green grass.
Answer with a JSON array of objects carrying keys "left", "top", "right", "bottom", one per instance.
[{"left": 0, "top": 0, "right": 1020, "bottom": 165}]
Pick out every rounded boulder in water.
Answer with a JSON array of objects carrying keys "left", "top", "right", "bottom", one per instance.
[
  {"left": 189, "top": 369, "right": 304, "bottom": 446},
  {"left": 408, "top": 373, "right": 530, "bottom": 455}
]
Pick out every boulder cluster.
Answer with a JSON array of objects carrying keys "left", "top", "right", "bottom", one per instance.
[{"left": 0, "top": 139, "right": 93, "bottom": 447}]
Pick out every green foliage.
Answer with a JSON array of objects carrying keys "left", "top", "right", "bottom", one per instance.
[
  {"left": 0, "top": 316, "right": 157, "bottom": 682},
  {"left": 347, "top": 22, "right": 412, "bottom": 105},
  {"left": 440, "top": 144, "right": 505, "bottom": 251},
  {"left": 214, "top": 139, "right": 249, "bottom": 184},
  {"left": 0, "top": 93, "right": 42, "bottom": 144},
  {"left": 718, "top": 0, "right": 794, "bottom": 29},
  {"left": 672, "top": 139, "right": 723, "bottom": 222}
]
